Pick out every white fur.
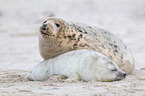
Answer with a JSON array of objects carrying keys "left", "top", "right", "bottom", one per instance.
[{"left": 27, "top": 49, "right": 126, "bottom": 82}]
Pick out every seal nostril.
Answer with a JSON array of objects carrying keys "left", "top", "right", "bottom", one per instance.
[
  {"left": 44, "top": 21, "right": 47, "bottom": 23},
  {"left": 42, "top": 27, "right": 46, "bottom": 30},
  {"left": 43, "top": 24, "right": 47, "bottom": 27}
]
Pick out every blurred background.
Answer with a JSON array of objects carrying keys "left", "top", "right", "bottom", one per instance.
[{"left": 0, "top": 0, "right": 145, "bottom": 70}]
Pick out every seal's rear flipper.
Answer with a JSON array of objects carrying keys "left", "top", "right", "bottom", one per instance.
[
  {"left": 65, "top": 73, "right": 81, "bottom": 83},
  {"left": 26, "top": 60, "right": 49, "bottom": 81},
  {"left": 26, "top": 71, "right": 33, "bottom": 81}
]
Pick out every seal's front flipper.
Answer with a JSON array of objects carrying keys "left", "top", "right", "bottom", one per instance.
[{"left": 65, "top": 73, "right": 81, "bottom": 83}]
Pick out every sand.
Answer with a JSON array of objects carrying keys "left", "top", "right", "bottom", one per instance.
[{"left": 0, "top": 0, "right": 145, "bottom": 95}]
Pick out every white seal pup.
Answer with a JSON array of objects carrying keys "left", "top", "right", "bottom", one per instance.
[{"left": 27, "top": 49, "right": 126, "bottom": 82}]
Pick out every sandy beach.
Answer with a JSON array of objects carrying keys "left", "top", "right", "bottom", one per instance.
[{"left": 0, "top": 0, "right": 145, "bottom": 95}]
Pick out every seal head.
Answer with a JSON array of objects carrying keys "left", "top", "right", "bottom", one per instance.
[
  {"left": 40, "top": 18, "right": 65, "bottom": 37},
  {"left": 39, "top": 18, "right": 72, "bottom": 60}
]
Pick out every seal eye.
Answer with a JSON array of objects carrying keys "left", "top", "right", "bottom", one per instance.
[
  {"left": 44, "top": 21, "right": 47, "bottom": 23},
  {"left": 55, "top": 23, "right": 60, "bottom": 28},
  {"left": 112, "top": 69, "right": 117, "bottom": 72}
]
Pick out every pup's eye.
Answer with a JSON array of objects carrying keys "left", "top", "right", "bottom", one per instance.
[
  {"left": 111, "top": 69, "right": 117, "bottom": 72},
  {"left": 55, "top": 23, "right": 60, "bottom": 28}
]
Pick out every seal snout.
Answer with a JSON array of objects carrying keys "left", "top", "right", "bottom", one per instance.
[
  {"left": 116, "top": 72, "right": 126, "bottom": 81},
  {"left": 40, "top": 23, "right": 49, "bottom": 35},
  {"left": 41, "top": 24, "right": 47, "bottom": 30},
  {"left": 123, "top": 72, "right": 126, "bottom": 78}
]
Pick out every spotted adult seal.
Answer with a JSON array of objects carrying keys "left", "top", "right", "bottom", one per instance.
[
  {"left": 39, "top": 18, "right": 135, "bottom": 74},
  {"left": 27, "top": 49, "right": 126, "bottom": 82}
]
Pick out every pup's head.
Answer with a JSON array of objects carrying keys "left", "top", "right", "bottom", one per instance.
[{"left": 94, "top": 56, "right": 126, "bottom": 82}]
